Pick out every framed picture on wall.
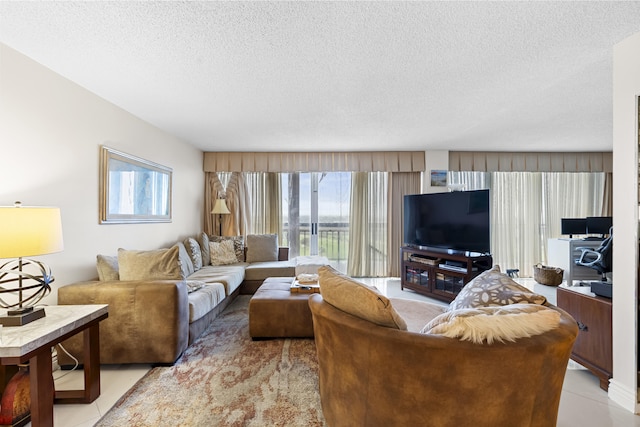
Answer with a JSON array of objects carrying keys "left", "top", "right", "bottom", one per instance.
[
  {"left": 99, "top": 146, "right": 172, "bottom": 224},
  {"left": 430, "top": 170, "right": 447, "bottom": 187}
]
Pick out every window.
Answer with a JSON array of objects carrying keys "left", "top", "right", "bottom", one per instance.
[{"left": 281, "top": 172, "right": 351, "bottom": 272}]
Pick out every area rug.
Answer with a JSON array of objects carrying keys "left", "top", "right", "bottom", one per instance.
[{"left": 96, "top": 295, "right": 326, "bottom": 426}]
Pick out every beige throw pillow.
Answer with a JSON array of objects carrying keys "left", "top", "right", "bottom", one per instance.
[
  {"left": 210, "top": 235, "right": 245, "bottom": 262},
  {"left": 209, "top": 240, "right": 238, "bottom": 265},
  {"left": 96, "top": 254, "right": 119, "bottom": 281},
  {"left": 245, "top": 234, "right": 278, "bottom": 263},
  {"left": 318, "top": 266, "right": 407, "bottom": 330},
  {"left": 448, "top": 265, "right": 546, "bottom": 311},
  {"left": 421, "top": 303, "right": 561, "bottom": 344},
  {"left": 118, "top": 246, "right": 182, "bottom": 281}
]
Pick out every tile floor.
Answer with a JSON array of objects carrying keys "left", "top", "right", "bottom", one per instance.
[{"left": 31, "top": 278, "right": 640, "bottom": 427}]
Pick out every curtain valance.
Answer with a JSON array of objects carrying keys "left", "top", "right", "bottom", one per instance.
[
  {"left": 449, "top": 151, "right": 612, "bottom": 173},
  {"left": 203, "top": 151, "right": 425, "bottom": 172}
]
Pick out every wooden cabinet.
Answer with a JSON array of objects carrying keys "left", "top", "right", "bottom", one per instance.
[
  {"left": 556, "top": 285, "right": 612, "bottom": 390},
  {"left": 400, "top": 246, "right": 492, "bottom": 302}
]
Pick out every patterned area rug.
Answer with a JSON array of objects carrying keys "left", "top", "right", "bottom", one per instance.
[{"left": 96, "top": 295, "right": 326, "bottom": 426}]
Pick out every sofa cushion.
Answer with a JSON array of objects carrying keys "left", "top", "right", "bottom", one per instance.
[
  {"left": 246, "top": 234, "right": 278, "bottom": 263},
  {"left": 210, "top": 235, "right": 245, "bottom": 262},
  {"left": 197, "top": 232, "right": 211, "bottom": 267},
  {"left": 318, "top": 266, "right": 407, "bottom": 330},
  {"left": 209, "top": 240, "right": 239, "bottom": 265},
  {"left": 188, "top": 283, "right": 226, "bottom": 322},
  {"left": 184, "top": 238, "right": 203, "bottom": 271},
  {"left": 244, "top": 260, "right": 296, "bottom": 281},
  {"left": 118, "top": 246, "right": 182, "bottom": 281},
  {"left": 188, "top": 264, "right": 247, "bottom": 296},
  {"left": 448, "top": 265, "right": 546, "bottom": 311},
  {"left": 176, "top": 242, "right": 195, "bottom": 278},
  {"left": 389, "top": 298, "right": 447, "bottom": 333},
  {"left": 421, "top": 303, "right": 561, "bottom": 344},
  {"left": 96, "top": 254, "right": 119, "bottom": 281}
]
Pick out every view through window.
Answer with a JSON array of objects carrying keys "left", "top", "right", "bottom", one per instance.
[{"left": 281, "top": 172, "right": 351, "bottom": 272}]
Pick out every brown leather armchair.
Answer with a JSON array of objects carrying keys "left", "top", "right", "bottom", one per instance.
[{"left": 309, "top": 294, "right": 578, "bottom": 427}]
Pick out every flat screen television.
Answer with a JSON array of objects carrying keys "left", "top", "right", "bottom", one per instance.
[
  {"left": 586, "top": 216, "right": 612, "bottom": 237},
  {"left": 561, "top": 218, "right": 587, "bottom": 237},
  {"left": 403, "top": 189, "right": 490, "bottom": 255}
]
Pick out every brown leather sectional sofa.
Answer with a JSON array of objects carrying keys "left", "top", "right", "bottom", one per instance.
[{"left": 57, "top": 233, "right": 294, "bottom": 366}]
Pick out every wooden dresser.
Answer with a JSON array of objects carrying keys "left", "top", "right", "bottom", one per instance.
[{"left": 556, "top": 285, "right": 612, "bottom": 390}]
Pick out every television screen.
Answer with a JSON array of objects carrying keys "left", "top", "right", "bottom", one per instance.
[
  {"left": 403, "top": 189, "right": 490, "bottom": 254},
  {"left": 586, "top": 216, "right": 612, "bottom": 236},
  {"left": 561, "top": 218, "right": 587, "bottom": 236}
]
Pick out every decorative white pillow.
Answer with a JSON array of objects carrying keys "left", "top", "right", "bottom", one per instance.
[
  {"left": 184, "top": 238, "right": 203, "bottom": 271},
  {"left": 448, "top": 265, "right": 546, "bottom": 311},
  {"left": 209, "top": 240, "right": 239, "bottom": 265},
  {"left": 421, "top": 303, "right": 561, "bottom": 344},
  {"left": 210, "top": 235, "right": 245, "bottom": 262}
]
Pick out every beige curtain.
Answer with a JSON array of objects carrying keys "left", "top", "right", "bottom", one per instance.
[
  {"left": 204, "top": 151, "right": 425, "bottom": 172},
  {"left": 490, "top": 172, "right": 544, "bottom": 277},
  {"left": 449, "top": 151, "right": 612, "bottom": 172},
  {"left": 204, "top": 172, "right": 226, "bottom": 236},
  {"left": 542, "top": 172, "right": 607, "bottom": 266},
  {"left": 225, "top": 172, "right": 250, "bottom": 237},
  {"left": 601, "top": 172, "right": 613, "bottom": 216},
  {"left": 347, "top": 172, "right": 388, "bottom": 277},
  {"left": 245, "top": 172, "right": 283, "bottom": 241},
  {"left": 387, "top": 172, "right": 421, "bottom": 277},
  {"left": 450, "top": 171, "right": 607, "bottom": 277}
]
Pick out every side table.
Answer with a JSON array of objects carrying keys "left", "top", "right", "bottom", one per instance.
[{"left": 0, "top": 304, "right": 108, "bottom": 427}]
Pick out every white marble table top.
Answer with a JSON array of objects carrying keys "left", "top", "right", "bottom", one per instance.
[{"left": 0, "top": 304, "right": 108, "bottom": 358}]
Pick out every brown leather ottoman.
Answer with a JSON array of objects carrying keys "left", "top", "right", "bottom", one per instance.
[{"left": 249, "top": 277, "right": 315, "bottom": 339}]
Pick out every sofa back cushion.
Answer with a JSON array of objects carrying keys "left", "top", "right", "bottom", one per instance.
[
  {"left": 318, "top": 265, "right": 407, "bottom": 330},
  {"left": 197, "top": 232, "right": 211, "bottom": 266},
  {"left": 176, "top": 242, "right": 195, "bottom": 278},
  {"left": 118, "top": 246, "right": 183, "bottom": 280},
  {"left": 246, "top": 234, "right": 278, "bottom": 263},
  {"left": 96, "top": 254, "right": 119, "bottom": 281}
]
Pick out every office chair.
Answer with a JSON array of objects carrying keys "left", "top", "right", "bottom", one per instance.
[{"left": 575, "top": 227, "right": 612, "bottom": 283}]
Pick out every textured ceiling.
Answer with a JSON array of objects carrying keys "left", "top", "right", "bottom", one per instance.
[{"left": 2, "top": 1, "right": 640, "bottom": 153}]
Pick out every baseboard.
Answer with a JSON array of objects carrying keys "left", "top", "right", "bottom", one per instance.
[{"left": 608, "top": 379, "right": 638, "bottom": 413}]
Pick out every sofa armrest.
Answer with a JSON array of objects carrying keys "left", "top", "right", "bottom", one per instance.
[
  {"left": 278, "top": 247, "right": 289, "bottom": 261},
  {"left": 57, "top": 280, "right": 189, "bottom": 365}
]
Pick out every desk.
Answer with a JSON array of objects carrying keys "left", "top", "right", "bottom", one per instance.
[
  {"left": 547, "top": 238, "right": 603, "bottom": 284},
  {"left": 0, "top": 305, "right": 108, "bottom": 427}
]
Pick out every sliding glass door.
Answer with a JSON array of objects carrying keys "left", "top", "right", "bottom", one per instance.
[{"left": 282, "top": 172, "right": 350, "bottom": 272}]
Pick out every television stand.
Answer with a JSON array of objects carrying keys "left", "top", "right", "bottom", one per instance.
[{"left": 401, "top": 246, "right": 493, "bottom": 302}]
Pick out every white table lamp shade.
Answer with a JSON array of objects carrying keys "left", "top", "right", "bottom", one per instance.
[{"left": 0, "top": 206, "right": 64, "bottom": 259}]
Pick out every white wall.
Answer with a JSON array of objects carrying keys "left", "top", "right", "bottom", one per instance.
[
  {"left": 611, "top": 32, "right": 640, "bottom": 412},
  {"left": 423, "top": 150, "right": 449, "bottom": 193},
  {"left": 0, "top": 43, "right": 204, "bottom": 304}
]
